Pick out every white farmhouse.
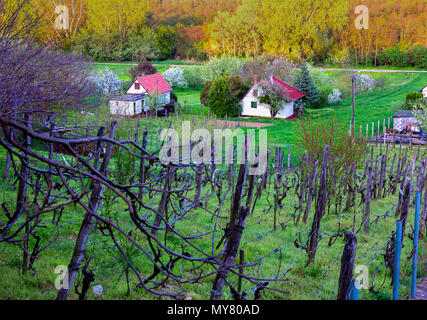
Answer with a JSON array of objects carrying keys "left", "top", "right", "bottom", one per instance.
[
  {"left": 241, "top": 76, "right": 305, "bottom": 119},
  {"left": 110, "top": 73, "right": 172, "bottom": 117}
]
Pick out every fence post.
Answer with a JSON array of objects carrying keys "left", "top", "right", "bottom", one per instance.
[
  {"left": 337, "top": 232, "right": 357, "bottom": 300},
  {"left": 366, "top": 123, "right": 368, "bottom": 140},
  {"left": 393, "top": 220, "right": 403, "bottom": 300},
  {"left": 350, "top": 280, "right": 359, "bottom": 300},
  {"left": 411, "top": 192, "right": 421, "bottom": 298}
]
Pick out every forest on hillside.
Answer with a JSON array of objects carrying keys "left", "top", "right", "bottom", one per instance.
[{"left": 17, "top": 0, "right": 427, "bottom": 67}]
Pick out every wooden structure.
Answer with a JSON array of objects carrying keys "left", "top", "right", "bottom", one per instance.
[
  {"left": 392, "top": 110, "right": 421, "bottom": 133},
  {"left": 110, "top": 73, "right": 172, "bottom": 117}
]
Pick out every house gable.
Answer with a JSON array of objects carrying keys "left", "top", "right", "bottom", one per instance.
[
  {"left": 127, "top": 80, "right": 148, "bottom": 94},
  {"left": 240, "top": 78, "right": 305, "bottom": 120}
]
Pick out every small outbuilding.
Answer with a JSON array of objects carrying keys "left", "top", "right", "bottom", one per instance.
[
  {"left": 109, "top": 73, "right": 172, "bottom": 117},
  {"left": 392, "top": 110, "right": 421, "bottom": 133},
  {"left": 240, "top": 76, "right": 305, "bottom": 119},
  {"left": 110, "top": 94, "right": 145, "bottom": 117}
]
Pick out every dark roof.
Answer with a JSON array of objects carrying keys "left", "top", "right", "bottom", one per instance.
[
  {"left": 110, "top": 94, "right": 145, "bottom": 102},
  {"left": 137, "top": 73, "right": 172, "bottom": 94},
  {"left": 392, "top": 110, "right": 425, "bottom": 118}
]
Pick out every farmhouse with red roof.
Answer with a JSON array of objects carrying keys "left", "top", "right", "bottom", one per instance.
[
  {"left": 110, "top": 73, "right": 172, "bottom": 116},
  {"left": 241, "top": 76, "right": 305, "bottom": 119}
]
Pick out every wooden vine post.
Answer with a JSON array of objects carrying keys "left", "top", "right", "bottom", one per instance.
[
  {"left": 307, "top": 145, "right": 329, "bottom": 264},
  {"left": 337, "top": 232, "right": 357, "bottom": 300},
  {"left": 57, "top": 121, "right": 117, "bottom": 300},
  {"left": 211, "top": 137, "right": 250, "bottom": 300}
]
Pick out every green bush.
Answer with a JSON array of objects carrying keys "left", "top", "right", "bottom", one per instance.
[
  {"left": 408, "top": 45, "right": 427, "bottom": 69},
  {"left": 184, "top": 68, "right": 204, "bottom": 89},
  {"left": 403, "top": 92, "right": 424, "bottom": 110},
  {"left": 200, "top": 55, "right": 245, "bottom": 83},
  {"left": 156, "top": 26, "right": 178, "bottom": 60},
  {"left": 382, "top": 47, "right": 410, "bottom": 68},
  {"left": 206, "top": 75, "right": 246, "bottom": 117}
]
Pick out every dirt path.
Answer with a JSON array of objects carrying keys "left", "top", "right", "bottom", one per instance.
[
  {"left": 95, "top": 62, "right": 200, "bottom": 68},
  {"left": 319, "top": 68, "right": 427, "bottom": 73},
  {"left": 94, "top": 63, "right": 427, "bottom": 73},
  {"left": 410, "top": 276, "right": 427, "bottom": 300},
  {"left": 208, "top": 120, "right": 273, "bottom": 128}
]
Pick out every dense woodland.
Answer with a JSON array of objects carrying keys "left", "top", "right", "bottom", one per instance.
[{"left": 18, "top": 0, "right": 427, "bottom": 67}]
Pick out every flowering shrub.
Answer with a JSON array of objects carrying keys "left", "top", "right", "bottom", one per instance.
[
  {"left": 328, "top": 88, "right": 342, "bottom": 105},
  {"left": 162, "top": 67, "right": 188, "bottom": 88},
  {"left": 93, "top": 66, "right": 122, "bottom": 96},
  {"left": 354, "top": 73, "right": 375, "bottom": 93},
  {"left": 200, "top": 55, "right": 244, "bottom": 83}
]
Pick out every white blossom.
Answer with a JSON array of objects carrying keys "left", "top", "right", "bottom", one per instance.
[
  {"left": 162, "top": 67, "right": 188, "bottom": 89},
  {"left": 354, "top": 73, "right": 375, "bottom": 93},
  {"left": 92, "top": 66, "right": 122, "bottom": 96},
  {"left": 328, "top": 88, "right": 342, "bottom": 105},
  {"left": 200, "top": 55, "right": 244, "bottom": 83}
]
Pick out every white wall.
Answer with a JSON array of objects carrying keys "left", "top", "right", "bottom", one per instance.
[
  {"left": 163, "top": 92, "right": 171, "bottom": 105},
  {"left": 126, "top": 80, "right": 147, "bottom": 94},
  {"left": 393, "top": 117, "right": 417, "bottom": 132},
  {"left": 110, "top": 100, "right": 143, "bottom": 116},
  {"left": 423, "top": 87, "right": 427, "bottom": 99},
  {"left": 241, "top": 86, "right": 294, "bottom": 119}
]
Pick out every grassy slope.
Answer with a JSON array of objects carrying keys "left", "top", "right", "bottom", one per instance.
[
  {"left": 0, "top": 141, "right": 425, "bottom": 300},
  {"left": 1, "top": 65, "right": 425, "bottom": 300},
  {"left": 93, "top": 62, "right": 427, "bottom": 148}
]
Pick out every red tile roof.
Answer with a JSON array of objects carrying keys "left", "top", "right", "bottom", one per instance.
[
  {"left": 271, "top": 77, "right": 306, "bottom": 101},
  {"left": 137, "top": 73, "right": 172, "bottom": 94}
]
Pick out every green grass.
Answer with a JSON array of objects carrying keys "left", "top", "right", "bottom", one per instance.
[
  {"left": 316, "top": 64, "right": 427, "bottom": 71},
  {"left": 2, "top": 67, "right": 423, "bottom": 300},
  {"left": 93, "top": 62, "right": 427, "bottom": 150}
]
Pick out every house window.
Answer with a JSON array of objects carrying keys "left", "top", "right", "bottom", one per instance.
[
  {"left": 251, "top": 101, "right": 257, "bottom": 108},
  {"left": 135, "top": 82, "right": 140, "bottom": 90}
]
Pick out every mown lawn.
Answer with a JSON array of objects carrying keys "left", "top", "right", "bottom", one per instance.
[{"left": 93, "top": 62, "right": 427, "bottom": 152}]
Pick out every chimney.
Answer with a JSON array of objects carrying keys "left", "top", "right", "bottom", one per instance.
[{"left": 254, "top": 76, "right": 258, "bottom": 84}]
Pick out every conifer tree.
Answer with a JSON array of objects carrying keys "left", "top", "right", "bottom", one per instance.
[{"left": 294, "top": 62, "right": 319, "bottom": 108}]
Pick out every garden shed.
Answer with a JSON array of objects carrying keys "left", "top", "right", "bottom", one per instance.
[
  {"left": 110, "top": 94, "right": 146, "bottom": 117},
  {"left": 392, "top": 110, "right": 421, "bottom": 133}
]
